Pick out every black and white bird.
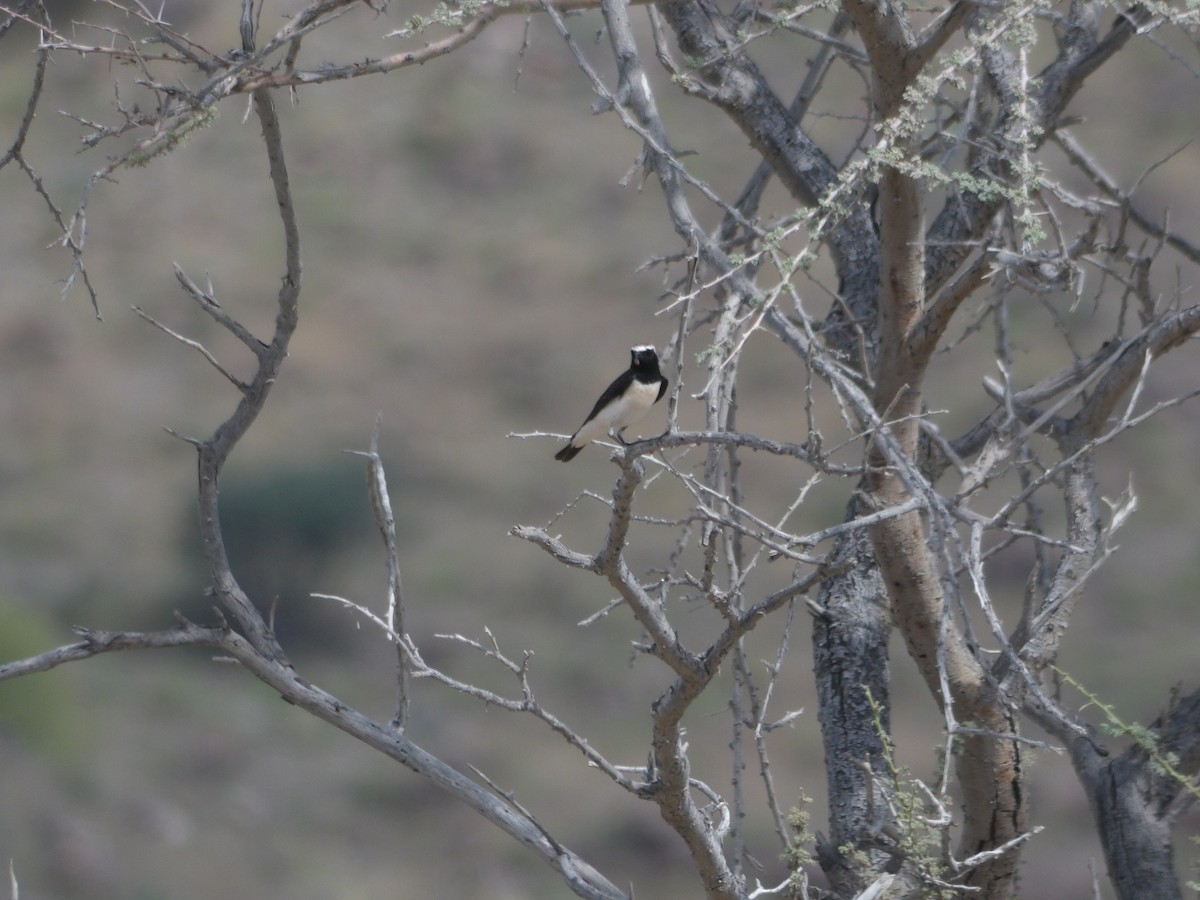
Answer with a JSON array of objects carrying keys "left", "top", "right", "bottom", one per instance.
[{"left": 555, "top": 345, "right": 668, "bottom": 462}]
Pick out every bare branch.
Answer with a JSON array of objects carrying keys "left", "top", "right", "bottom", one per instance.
[
  {"left": 1053, "top": 132, "right": 1200, "bottom": 264},
  {"left": 131, "top": 305, "right": 249, "bottom": 391},
  {"left": 346, "top": 418, "right": 410, "bottom": 731},
  {"left": 172, "top": 264, "right": 268, "bottom": 355},
  {"left": 0, "top": 621, "right": 225, "bottom": 683},
  {"left": 1, "top": 618, "right": 627, "bottom": 900}
]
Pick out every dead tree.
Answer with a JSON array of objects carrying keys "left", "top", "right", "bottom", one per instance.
[{"left": 2, "top": 1, "right": 1199, "bottom": 897}]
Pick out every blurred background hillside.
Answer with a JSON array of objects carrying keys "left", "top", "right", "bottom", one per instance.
[{"left": 1, "top": 1, "right": 1199, "bottom": 897}]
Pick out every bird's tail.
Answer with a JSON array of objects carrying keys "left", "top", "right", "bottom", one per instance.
[{"left": 555, "top": 442, "right": 583, "bottom": 462}]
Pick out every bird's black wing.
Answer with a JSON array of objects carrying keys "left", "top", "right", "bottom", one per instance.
[
  {"left": 654, "top": 376, "right": 668, "bottom": 404},
  {"left": 575, "top": 369, "right": 634, "bottom": 431}
]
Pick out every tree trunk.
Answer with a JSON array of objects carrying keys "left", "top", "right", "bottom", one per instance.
[{"left": 811, "top": 507, "right": 894, "bottom": 894}]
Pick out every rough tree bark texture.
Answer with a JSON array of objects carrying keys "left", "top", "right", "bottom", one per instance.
[{"left": 810, "top": 516, "right": 894, "bottom": 896}]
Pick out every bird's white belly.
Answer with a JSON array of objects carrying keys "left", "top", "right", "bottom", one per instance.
[{"left": 575, "top": 380, "right": 660, "bottom": 445}]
